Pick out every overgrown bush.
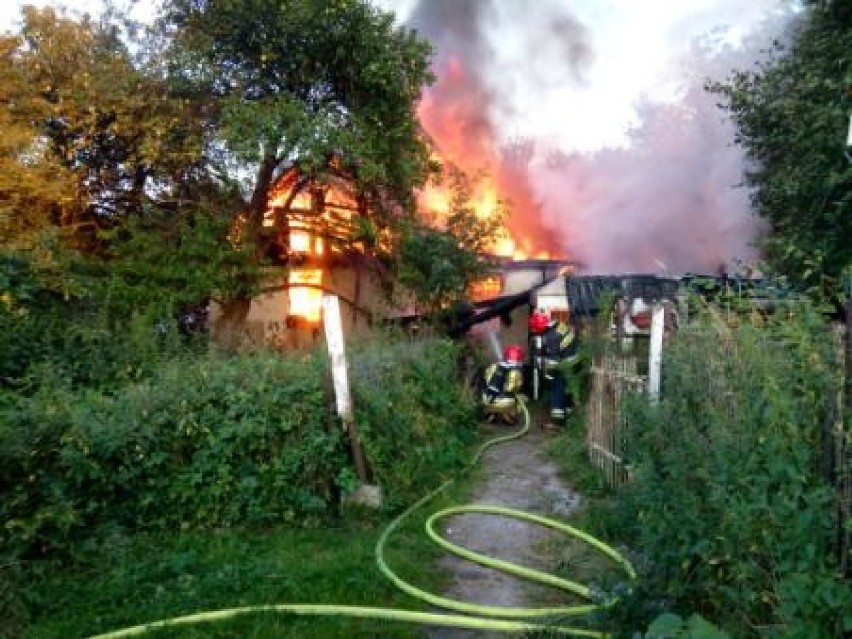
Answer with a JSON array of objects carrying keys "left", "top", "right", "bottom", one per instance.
[
  {"left": 0, "top": 353, "right": 343, "bottom": 559},
  {"left": 0, "top": 253, "right": 210, "bottom": 397},
  {"left": 350, "top": 335, "right": 479, "bottom": 506},
  {"left": 606, "top": 305, "right": 851, "bottom": 638},
  {"left": 0, "top": 334, "right": 479, "bottom": 562}
]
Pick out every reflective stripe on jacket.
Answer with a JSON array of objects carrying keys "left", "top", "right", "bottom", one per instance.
[{"left": 483, "top": 362, "right": 523, "bottom": 397}]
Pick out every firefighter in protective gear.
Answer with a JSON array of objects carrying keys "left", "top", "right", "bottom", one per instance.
[
  {"left": 481, "top": 344, "right": 525, "bottom": 423},
  {"left": 530, "top": 310, "right": 579, "bottom": 424},
  {"left": 528, "top": 310, "right": 550, "bottom": 401}
]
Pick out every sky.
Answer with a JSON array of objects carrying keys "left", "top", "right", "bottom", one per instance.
[
  {"left": 2, "top": 0, "right": 793, "bottom": 154},
  {"left": 377, "top": 0, "right": 795, "bottom": 153},
  {"left": 0, "top": 0, "right": 157, "bottom": 34},
  {"left": 1, "top": 0, "right": 800, "bottom": 273}
]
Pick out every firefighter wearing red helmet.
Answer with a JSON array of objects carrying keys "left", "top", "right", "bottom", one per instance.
[
  {"left": 529, "top": 310, "right": 550, "bottom": 335},
  {"left": 529, "top": 309, "right": 579, "bottom": 427},
  {"left": 481, "top": 344, "right": 525, "bottom": 424}
]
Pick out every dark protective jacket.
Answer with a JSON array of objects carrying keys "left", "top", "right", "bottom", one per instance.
[
  {"left": 482, "top": 361, "right": 524, "bottom": 401},
  {"left": 541, "top": 321, "right": 578, "bottom": 368}
]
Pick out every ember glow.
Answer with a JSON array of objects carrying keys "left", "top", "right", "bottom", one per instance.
[{"left": 288, "top": 269, "right": 323, "bottom": 324}]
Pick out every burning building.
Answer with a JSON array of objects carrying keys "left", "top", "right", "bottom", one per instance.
[
  {"left": 208, "top": 151, "right": 575, "bottom": 350},
  {"left": 210, "top": 162, "right": 414, "bottom": 348},
  {"left": 209, "top": 1, "right": 589, "bottom": 348}
]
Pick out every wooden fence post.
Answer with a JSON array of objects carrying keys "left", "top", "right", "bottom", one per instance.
[
  {"left": 647, "top": 304, "right": 665, "bottom": 401},
  {"left": 322, "top": 294, "right": 368, "bottom": 484}
]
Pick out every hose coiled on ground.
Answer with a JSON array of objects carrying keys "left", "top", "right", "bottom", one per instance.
[{"left": 87, "top": 399, "right": 635, "bottom": 639}]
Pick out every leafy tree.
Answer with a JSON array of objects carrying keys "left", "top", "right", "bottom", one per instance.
[
  {"left": 147, "top": 0, "right": 440, "bottom": 341},
  {"left": 712, "top": 1, "right": 852, "bottom": 301},
  {"left": 94, "top": 208, "right": 254, "bottom": 316},
  {"left": 0, "top": 1, "right": 489, "bottom": 341},
  {"left": 157, "top": 0, "right": 435, "bottom": 261},
  {"left": 397, "top": 170, "right": 501, "bottom": 314},
  {"left": 0, "top": 8, "right": 204, "bottom": 254},
  {"left": 0, "top": 6, "right": 256, "bottom": 324}
]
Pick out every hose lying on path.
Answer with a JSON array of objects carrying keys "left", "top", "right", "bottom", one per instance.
[{"left": 87, "top": 399, "right": 636, "bottom": 639}]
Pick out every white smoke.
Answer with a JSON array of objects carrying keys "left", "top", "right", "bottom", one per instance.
[{"left": 378, "top": 0, "right": 799, "bottom": 273}]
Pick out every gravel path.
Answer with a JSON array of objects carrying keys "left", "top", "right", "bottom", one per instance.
[{"left": 424, "top": 423, "right": 581, "bottom": 639}]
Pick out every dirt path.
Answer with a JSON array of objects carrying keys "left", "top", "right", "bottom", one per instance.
[{"left": 424, "top": 422, "right": 581, "bottom": 638}]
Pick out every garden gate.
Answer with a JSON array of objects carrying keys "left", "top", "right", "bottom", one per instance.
[
  {"left": 586, "top": 352, "right": 646, "bottom": 486},
  {"left": 585, "top": 300, "right": 670, "bottom": 487}
]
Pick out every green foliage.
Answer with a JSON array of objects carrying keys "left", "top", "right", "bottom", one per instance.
[
  {"left": 0, "top": 352, "right": 343, "bottom": 559},
  {"left": 0, "top": 332, "right": 478, "bottom": 636},
  {"left": 643, "top": 612, "right": 730, "bottom": 639},
  {"left": 546, "top": 426, "right": 613, "bottom": 499},
  {"left": 0, "top": 333, "right": 478, "bottom": 563},
  {"left": 0, "top": 253, "right": 198, "bottom": 396},
  {"left": 711, "top": 4, "right": 852, "bottom": 302},
  {"left": 397, "top": 171, "right": 502, "bottom": 314},
  {"left": 606, "top": 303, "right": 851, "bottom": 638},
  {"left": 0, "top": 199, "right": 259, "bottom": 391},
  {"left": 0, "top": 7, "right": 205, "bottom": 256},
  {"left": 95, "top": 207, "right": 259, "bottom": 315},
  {"left": 350, "top": 335, "right": 479, "bottom": 507},
  {"left": 159, "top": 0, "right": 435, "bottom": 252},
  {"left": 0, "top": 7, "right": 250, "bottom": 335}
]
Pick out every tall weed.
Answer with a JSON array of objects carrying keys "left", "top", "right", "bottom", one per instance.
[
  {"left": 608, "top": 305, "right": 851, "bottom": 638},
  {"left": 0, "top": 334, "right": 478, "bottom": 561},
  {"left": 350, "top": 335, "right": 479, "bottom": 507}
]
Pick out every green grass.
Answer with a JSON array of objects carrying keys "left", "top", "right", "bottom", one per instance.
[
  {"left": 545, "top": 418, "right": 612, "bottom": 499},
  {"left": 542, "top": 417, "right": 628, "bottom": 598},
  {"left": 10, "top": 430, "right": 493, "bottom": 639},
  {"left": 12, "top": 514, "right": 454, "bottom": 639}
]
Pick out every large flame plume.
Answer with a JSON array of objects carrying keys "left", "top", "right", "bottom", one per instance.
[
  {"left": 411, "top": 1, "right": 570, "bottom": 261},
  {"left": 402, "top": 0, "right": 793, "bottom": 274}
]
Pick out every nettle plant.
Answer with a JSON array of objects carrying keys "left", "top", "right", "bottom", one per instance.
[
  {"left": 0, "top": 333, "right": 479, "bottom": 560},
  {"left": 611, "top": 302, "right": 851, "bottom": 638}
]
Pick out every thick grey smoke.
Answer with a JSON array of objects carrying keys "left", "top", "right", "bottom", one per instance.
[
  {"left": 399, "top": 0, "right": 795, "bottom": 273},
  {"left": 408, "top": 0, "right": 491, "bottom": 58},
  {"left": 408, "top": 0, "right": 593, "bottom": 256},
  {"left": 537, "top": 98, "right": 758, "bottom": 274},
  {"left": 535, "top": 17, "right": 796, "bottom": 274}
]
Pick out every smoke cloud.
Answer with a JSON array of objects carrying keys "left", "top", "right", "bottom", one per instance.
[
  {"left": 408, "top": 0, "right": 593, "bottom": 258},
  {"left": 400, "top": 0, "right": 795, "bottom": 274}
]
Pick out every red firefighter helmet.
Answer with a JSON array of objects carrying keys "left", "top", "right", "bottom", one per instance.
[
  {"left": 503, "top": 344, "right": 525, "bottom": 364},
  {"left": 529, "top": 310, "right": 550, "bottom": 334}
]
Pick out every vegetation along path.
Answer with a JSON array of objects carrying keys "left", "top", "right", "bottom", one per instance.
[{"left": 425, "top": 419, "right": 582, "bottom": 638}]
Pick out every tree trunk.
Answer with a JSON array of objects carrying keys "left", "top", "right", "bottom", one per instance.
[
  {"left": 245, "top": 154, "right": 279, "bottom": 243},
  {"left": 214, "top": 155, "right": 279, "bottom": 349}
]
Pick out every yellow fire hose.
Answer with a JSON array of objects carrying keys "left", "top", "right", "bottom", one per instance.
[{"left": 86, "top": 399, "right": 636, "bottom": 639}]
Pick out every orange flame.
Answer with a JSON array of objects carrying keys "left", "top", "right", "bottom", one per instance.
[
  {"left": 417, "top": 56, "right": 565, "bottom": 261},
  {"left": 288, "top": 269, "right": 323, "bottom": 323},
  {"left": 418, "top": 175, "right": 526, "bottom": 258}
]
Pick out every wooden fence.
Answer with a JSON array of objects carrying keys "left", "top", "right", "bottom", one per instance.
[
  {"left": 586, "top": 348, "right": 647, "bottom": 487},
  {"left": 585, "top": 302, "right": 668, "bottom": 487}
]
